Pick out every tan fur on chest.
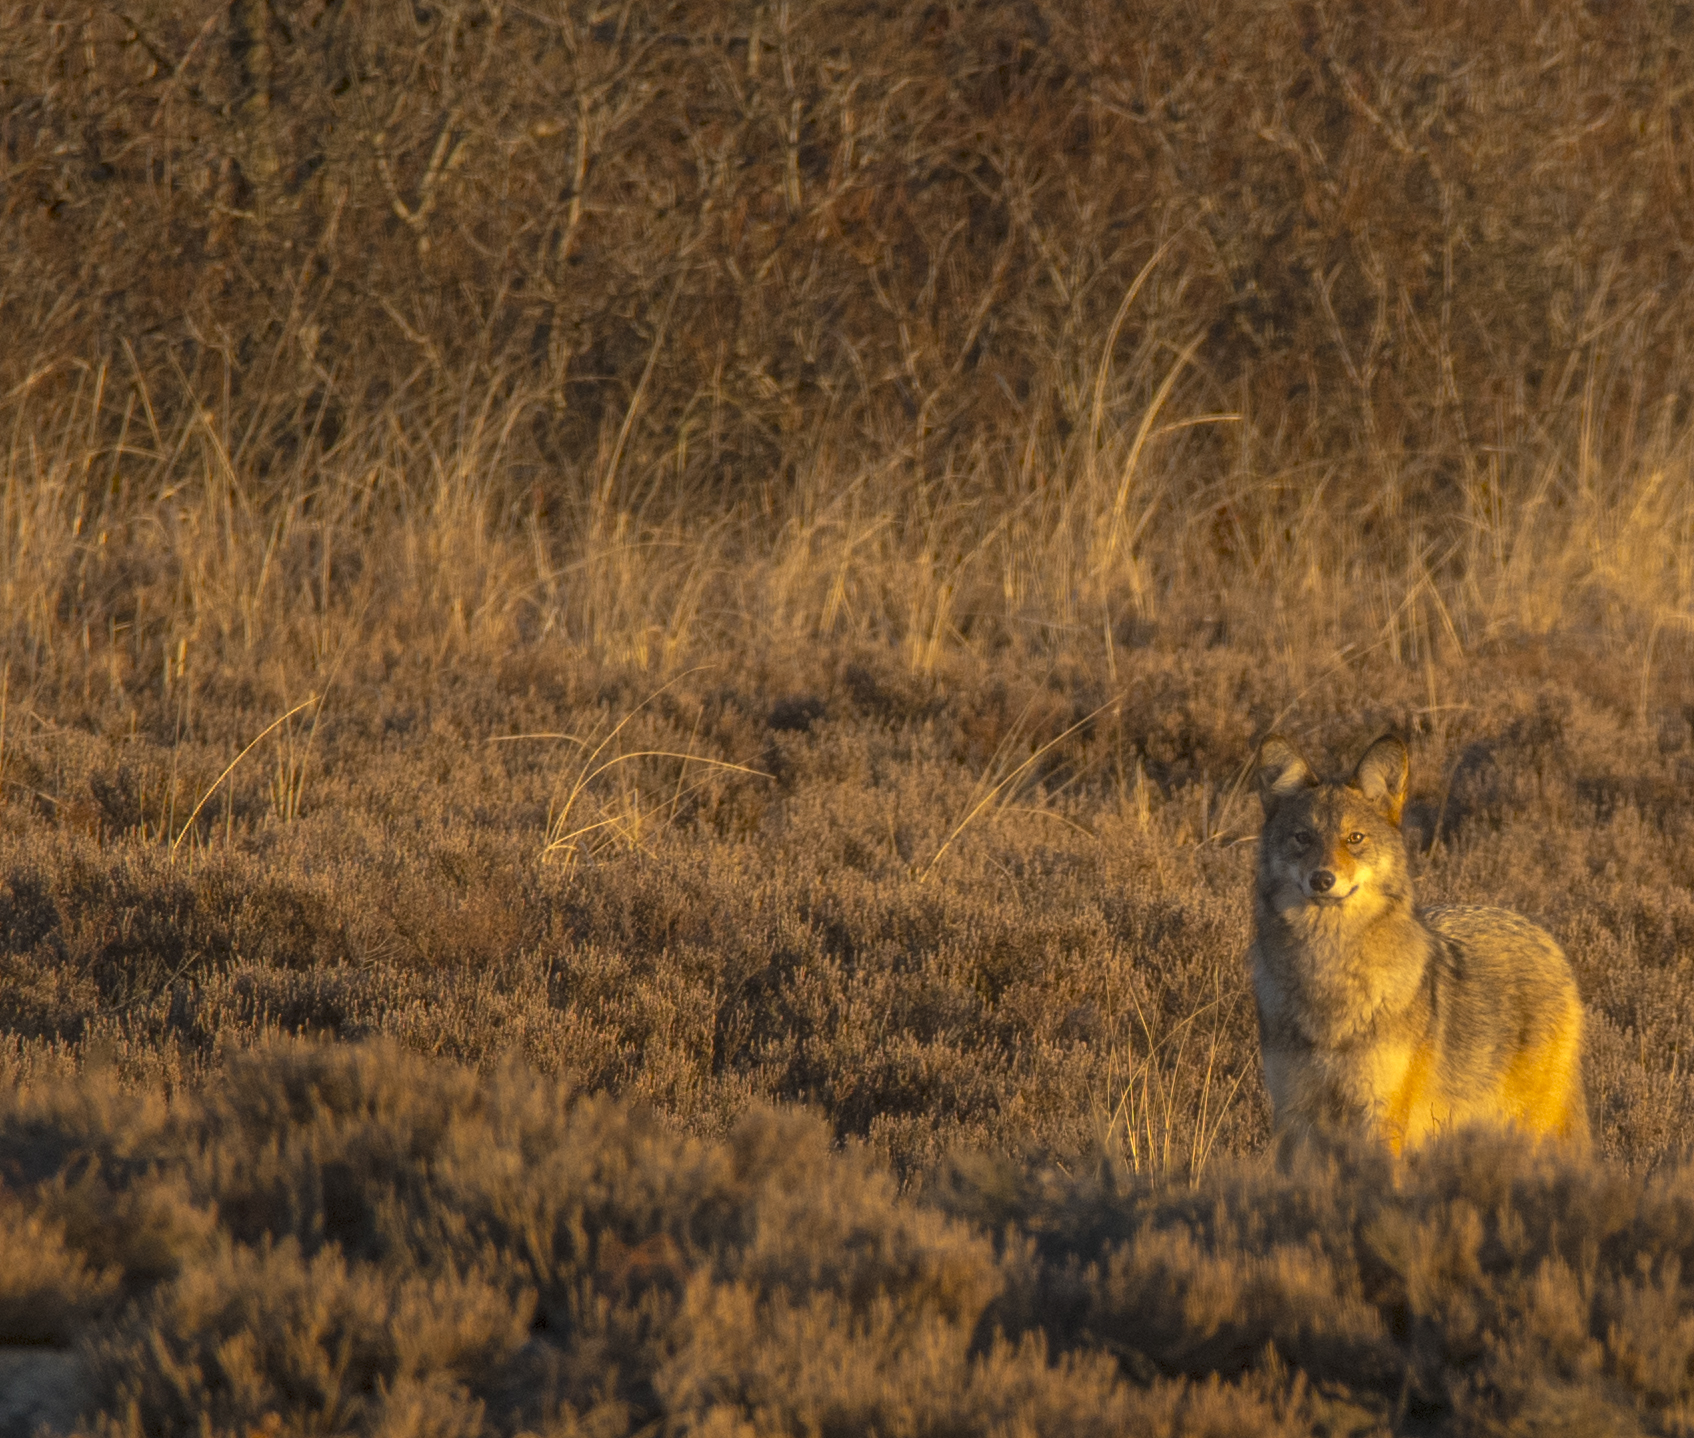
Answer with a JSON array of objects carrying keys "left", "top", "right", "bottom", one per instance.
[{"left": 1256, "top": 999, "right": 1434, "bottom": 1149}]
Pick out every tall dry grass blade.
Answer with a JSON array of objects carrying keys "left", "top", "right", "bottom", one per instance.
[
  {"left": 1084, "top": 235, "right": 1181, "bottom": 493},
  {"left": 1100, "top": 980, "right": 1246, "bottom": 1182},
  {"left": 169, "top": 696, "right": 319, "bottom": 859},
  {"left": 540, "top": 747, "right": 770, "bottom": 869},
  {"left": 494, "top": 669, "right": 769, "bottom": 872},
  {"left": 919, "top": 698, "right": 1114, "bottom": 883},
  {"left": 1094, "top": 331, "right": 1205, "bottom": 592}
]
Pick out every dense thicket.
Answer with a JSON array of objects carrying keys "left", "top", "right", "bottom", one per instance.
[{"left": 7, "top": 0, "right": 1693, "bottom": 509}]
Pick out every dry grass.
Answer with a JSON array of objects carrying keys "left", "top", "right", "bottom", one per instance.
[{"left": 5, "top": 0, "right": 1694, "bottom": 1431}]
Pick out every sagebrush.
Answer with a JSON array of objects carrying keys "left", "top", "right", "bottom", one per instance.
[{"left": 5, "top": 1044, "right": 1694, "bottom": 1436}]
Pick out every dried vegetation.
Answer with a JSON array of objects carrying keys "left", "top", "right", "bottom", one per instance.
[{"left": 5, "top": 0, "right": 1694, "bottom": 1431}]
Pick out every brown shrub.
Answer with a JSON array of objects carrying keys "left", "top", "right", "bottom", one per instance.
[{"left": 0, "top": 1049, "right": 1692, "bottom": 1434}]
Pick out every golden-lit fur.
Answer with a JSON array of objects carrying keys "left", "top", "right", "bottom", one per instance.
[{"left": 1250, "top": 734, "right": 1589, "bottom": 1156}]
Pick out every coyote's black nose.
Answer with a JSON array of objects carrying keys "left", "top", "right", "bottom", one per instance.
[{"left": 1309, "top": 870, "right": 1336, "bottom": 893}]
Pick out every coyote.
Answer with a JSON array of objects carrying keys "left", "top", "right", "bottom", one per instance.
[{"left": 1250, "top": 733, "right": 1588, "bottom": 1155}]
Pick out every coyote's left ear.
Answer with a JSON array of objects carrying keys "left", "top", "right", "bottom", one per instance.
[{"left": 1351, "top": 735, "right": 1408, "bottom": 825}]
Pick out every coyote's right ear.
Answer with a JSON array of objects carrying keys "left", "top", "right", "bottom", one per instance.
[{"left": 1256, "top": 734, "right": 1316, "bottom": 819}]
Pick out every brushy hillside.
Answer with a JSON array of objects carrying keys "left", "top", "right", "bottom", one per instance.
[
  {"left": 8, "top": 1043, "right": 1694, "bottom": 1437},
  {"left": 5, "top": 0, "right": 1694, "bottom": 1432}
]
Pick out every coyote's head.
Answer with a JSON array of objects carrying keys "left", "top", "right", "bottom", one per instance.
[{"left": 1253, "top": 734, "right": 1411, "bottom": 920}]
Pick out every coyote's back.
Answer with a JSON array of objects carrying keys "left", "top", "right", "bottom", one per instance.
[{"left": 1250, "top": 733, "right": 1588, "bottom": 1155}]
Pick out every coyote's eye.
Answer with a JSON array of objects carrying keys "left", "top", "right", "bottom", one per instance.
[
  {"left": 1289, "top": 831, "right": 1313, "bottom": 850},
  {"left": 1347, "top": 831, "right": 1366, "bottom": 845}
]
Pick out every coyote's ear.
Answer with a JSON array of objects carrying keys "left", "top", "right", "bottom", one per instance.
[
  {"left": 1351, "top": 735, "right": 1408, "bottom": 825},
  {"left": 1256, "top": 734, "right": 1316, "bottom": 819}
]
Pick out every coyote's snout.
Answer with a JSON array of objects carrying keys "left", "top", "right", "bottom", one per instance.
[{"left": 1250, "top": 733, "right": 1588, "bottom": 1155}]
